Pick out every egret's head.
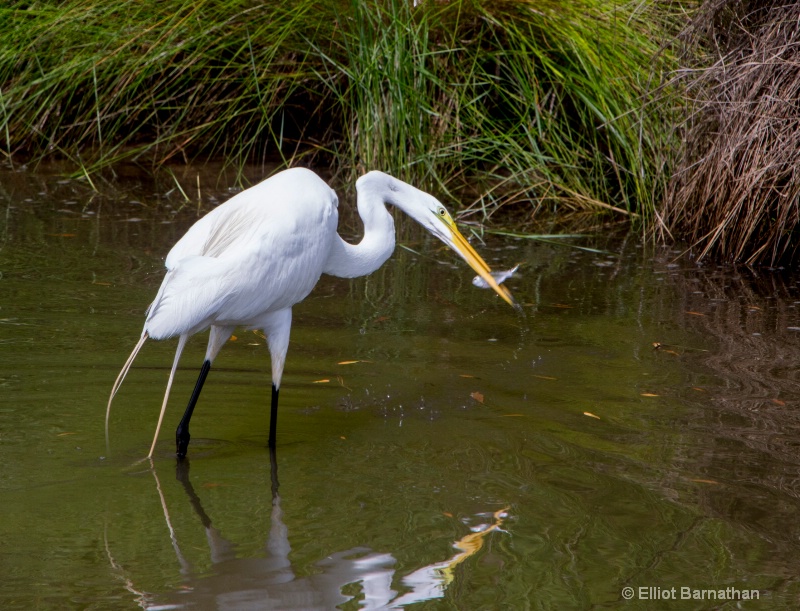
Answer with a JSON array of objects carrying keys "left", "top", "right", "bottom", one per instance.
[{"left": 357, "top": 171, "right": 519, "bottom": 309}]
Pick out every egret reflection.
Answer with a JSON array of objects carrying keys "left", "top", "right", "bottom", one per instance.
[{"left": 108, "top": 451, "right": 509, "bottom": 609}]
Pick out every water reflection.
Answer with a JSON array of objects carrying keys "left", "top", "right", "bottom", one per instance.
[
  {"left": 108, "top": 451, "right": 509, "bottom": 610},
  {"left": 651, "top": 255, "right": 800, "bottom": 551}
]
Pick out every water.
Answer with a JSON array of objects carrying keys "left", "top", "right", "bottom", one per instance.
[{"left": 2, "top": 164, "right": 800, "bottom": 609}]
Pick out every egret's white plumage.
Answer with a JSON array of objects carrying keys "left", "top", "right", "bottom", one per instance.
[{"left": 107, "top": 168, "right": 517, "bottom": 458}]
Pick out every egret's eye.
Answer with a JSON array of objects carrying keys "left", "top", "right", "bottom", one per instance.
[{"left": 437, "top": 207, "right": 447, "bottom": 218}]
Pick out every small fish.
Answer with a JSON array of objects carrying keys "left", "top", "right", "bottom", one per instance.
[{"left": 472, "top": 264, "right": 520, "bottom": 289}]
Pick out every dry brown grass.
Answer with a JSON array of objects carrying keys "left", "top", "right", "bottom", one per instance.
[{"left": 659, "top": 0, "right": 800, "bottom": 265}]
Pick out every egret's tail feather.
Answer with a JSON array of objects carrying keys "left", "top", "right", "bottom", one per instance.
[
  {"left": 106, "top": 333, "right": 148, "bottom": 447},
  {"left": 148, "top": 334, "right": 188, "bottom": 458}
]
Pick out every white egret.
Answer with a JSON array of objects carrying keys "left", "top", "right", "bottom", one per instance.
[{"left": 106, "top": 168, "right": 517, "bottom": 458}]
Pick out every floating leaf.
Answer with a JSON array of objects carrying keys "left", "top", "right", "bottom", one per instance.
[
  {"left": 312, "top": 379, "right": 330, "bottom": 384},
  {"left": 771, "top": 398, "right": 786, "bottom": 406},
  {"left": 686, "top": 311, "right": 705, "bottom": 316},
  {"left": 641, "top": 393, "right": 659, "bottom": 397},
  {"left": 338, "top": 360, "right": 360, "bottom": 365},
  {"left": 470, "top": 391, "right": 484, "bottom": 403},
  {"left": 583, "top": 412, "right": 601, "bottom": 419},
  {"left": 229, "top": 335, "right": 237, "bottom": 341},
  {"left": 532, "top": 374, "right": 557, "bottom": 381},
  {"left": 689, "top": 478, "right": 719, "bottom": 485},
  {"left": 459, "top": 374, "right": 475, "bottom": 378},
  {"left": 57, "top": 432, "right": 77, "bottom": 436},
  {"left": 501, "top": 413, "right": 525, "bottom": 417}
]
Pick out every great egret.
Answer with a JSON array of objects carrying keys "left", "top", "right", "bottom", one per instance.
[{"left": 106, "top": 168, "right": 517, "bottom": 458}]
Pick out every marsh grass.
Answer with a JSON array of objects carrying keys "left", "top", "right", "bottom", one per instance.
[
  {"left": 1, "top": 0, "right": 676, "bottom": 221},
  {"left": 312, "top": 0, "right": 445, "bottom": 185},
  {"left": 660, "top": 0, "right": 800, "bottom": 265},
  {"left": 1, "top": 1, "right": 321, "bottom": 169}
]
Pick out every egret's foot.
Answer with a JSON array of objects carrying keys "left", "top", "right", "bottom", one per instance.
[{"left": 176, "top": 425, "right": 190, "bottom": 459}]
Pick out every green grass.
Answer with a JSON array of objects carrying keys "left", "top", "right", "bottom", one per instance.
[{"left": 0, "top": 0, "right": 678, "bottom": 222}]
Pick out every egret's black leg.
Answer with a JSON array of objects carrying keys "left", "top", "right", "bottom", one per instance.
[
  {"left": 268, "top": 384, "right": 279, "bottom": 449},
  {"left": 176, "top": 359, "right": 211, "bottom": 459},
  {"left": 269, "top": 445, "right": 279, "bottom": 499}
]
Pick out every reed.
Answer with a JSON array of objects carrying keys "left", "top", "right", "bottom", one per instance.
[
  {"left": 659, "top": 0, "right": 800, "bottom": 265},
  {"left": 0, "top": 0, "right": 677, "bottom": 221}
]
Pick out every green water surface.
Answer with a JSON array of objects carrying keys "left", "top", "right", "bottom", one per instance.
[{"left": 1, "top": 165, "right": 799, "bottom": 609}]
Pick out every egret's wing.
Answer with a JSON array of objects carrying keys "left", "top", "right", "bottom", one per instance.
[
  {"left": 149, "top": 168, "right": 341, "bottom": 338},
  {"left": 144, "top": 255, "right": 236, "bottom": 339},
  {"left": 147, "top": 208, "right": 339, "bottom": 338},
  {"left": 166, "top": 169, "right": 338, "bottom": 267},
  {"left": 147, "top": 204, "right": 271, "bottom": 335},
  {"left": 165, "top": 208, "right": 222, "bottom": 268},
  {"left": 201, "top": 206, "right": 253, "bottom": 258},
  {"left": 162, "top": 201, "right": 250, "bottom": 268}
]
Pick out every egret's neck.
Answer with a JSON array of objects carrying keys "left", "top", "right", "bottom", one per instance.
[{"left": 322, "top": 193, "right": 396, "bottom": 279}]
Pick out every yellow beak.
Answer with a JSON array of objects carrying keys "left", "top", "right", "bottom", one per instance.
[{"left": 448, "top": 226, "right": 519, "bottom": 309}]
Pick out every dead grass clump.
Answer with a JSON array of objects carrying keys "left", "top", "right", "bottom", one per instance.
[{"left": 659, "top": 1, "right": 800, "bottom": 265}]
